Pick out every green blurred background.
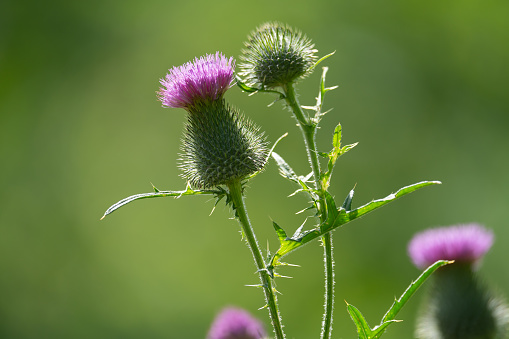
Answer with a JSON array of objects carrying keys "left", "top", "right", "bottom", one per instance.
[{"left": 1, "top": 0, "right": 508, "bottom": 338}]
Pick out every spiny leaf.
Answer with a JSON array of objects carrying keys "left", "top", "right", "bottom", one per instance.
[
  {"left": 235, "top": 75, "right": 285, "bottom": 99},
  {"left": 101, "top": 185, "right": 219, "bottom": 219},
  {"left": 321, "top": 181, "right": 442, "bottom": 234},
  {"left": 347, "top": 303, "right": 372, "bottom": 339},
  {"left": 272, "top": 152, "right": 299, "bottom": 183},
  {"left": 381, "top": 260, "right": 452, "bottom": 323},
  {"left": 332, "top": 122, "right": 342, "bottom": 150},
  {"left": 342, "top": 186, "right": 355, "bottom": 211},
  {"left": 341, "top": 142, "right": 358, "bottom": 155},
  {"left": 346, "top": 260, "right": 451, "bottom": 339},
  {"left": 310, "top": 51, "right": 336, "bottom": 71},
  {"left": 246, "top": 133, "right": 288, "bottom": 180},
  {"left": 268, "top": 181, "right": 441, "bottom": 266}
]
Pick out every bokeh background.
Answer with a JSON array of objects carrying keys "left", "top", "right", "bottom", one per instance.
[{"left": 1, "top": 0, "right": 508, "bottom": 338}]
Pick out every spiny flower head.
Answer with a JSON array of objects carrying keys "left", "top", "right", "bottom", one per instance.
[
  {"left": 408, "top": 224, "right": 494, "bottom": 269},
  {"left": 239, "top": 22, "right": 318, "bottom": 89},
  {"left": 207, "top": 307, "right": 267, "bottom": 339},
  {"left": 180, "top": 99, "right": 268, "bottom": 188},
  {"left": 158, "top": 52, "right": 234, "bottom": 110}
]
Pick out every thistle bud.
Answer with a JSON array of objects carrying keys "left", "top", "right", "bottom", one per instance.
[
  {"left": 239, "top": 22, "right": 318, "bottom": 89},
  {"left": 408, "top": 224, "right": 509, "bottom": 339},
  {"left": 180, "top": 99, "right": 268, "bottom": 188}
]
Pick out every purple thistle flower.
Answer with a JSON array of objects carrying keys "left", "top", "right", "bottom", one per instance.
[
  {"left": 408, "top": 224, "right": 494, "bottom": 269},
  {"left": 158, "top": 52, "right": 235, "bottom": 110},
  {"left": 207, "top": 307, "right": 266, "bottom": 339}
]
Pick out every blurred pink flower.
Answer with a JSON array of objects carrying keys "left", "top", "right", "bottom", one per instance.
[
  {"left": 408, "top": 224, "right": 493, "bottom": 269},
  {"left": 207, "top": 307, "right": 266, "bottom": 339}
]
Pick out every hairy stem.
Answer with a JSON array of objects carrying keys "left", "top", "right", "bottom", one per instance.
[
  {"left": 283, "top": 82, "right": 335, "bottom": 339},
  {"left": 227, "top": 180, "right": 285, "bottom": 339}
]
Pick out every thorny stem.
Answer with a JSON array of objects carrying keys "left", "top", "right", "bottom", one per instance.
[
  {"left": 283, "top": 82, "right": 335, "bottom": 339},
  {"left": 227, "top": 180, "right": 285, "bottom": 339}
]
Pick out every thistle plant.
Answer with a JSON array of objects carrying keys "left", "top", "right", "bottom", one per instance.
[
  {"left": 408, "top": 224, "right": 509, "bottom": 339},
  {"left": 101, "top": 23, "right": 459, "bottom": 339}
]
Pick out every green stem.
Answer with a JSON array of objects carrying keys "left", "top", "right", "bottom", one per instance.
[
  {"left": 283, "top": 82, "right": 335, "bottom": 339},
  {"left": 227, "top": 180, "right": 285, "bottom": 339}
]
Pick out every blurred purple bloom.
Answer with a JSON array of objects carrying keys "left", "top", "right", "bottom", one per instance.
[
  {"left": 408, "top": 224, "right": 494, "bottom": 269},
  {"left": 207, "top": 307, "right": 266, "bottom": 339},
  {"left": 158, "top": 52, "right": 234, "bottom": 110}
]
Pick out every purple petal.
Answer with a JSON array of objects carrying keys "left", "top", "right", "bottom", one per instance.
[{"left": 158, "top": 52, "right": 235, "bottom": 109}]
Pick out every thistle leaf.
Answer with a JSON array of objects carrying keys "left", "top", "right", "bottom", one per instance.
[
  {"left": 342, "top": 186, "right": 355, "bottom": 211},
  {"left": 310, "top": 51, "right": 336, "bottom": 71},
  {"left": 101, "top": 184, "right": 219, "bottom": 219},
  {"left": 272, "top": 152, "right": 299, "bottom": 183},
  {"left": 235, "top": 75, "right": 285, "bottom": 98},
  {"left": 268, "top": 181, "right": 441, "bottom": 266},
  {"left": 381, "top": 260, "right": 452, "bottom": 324},
  {"left": 346, "top": 260, "right": 451, "bottom": 339},
  {"left": 346, "top": 303, "right": 373, "bottom": 339}
]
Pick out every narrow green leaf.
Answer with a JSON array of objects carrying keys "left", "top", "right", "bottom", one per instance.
[
  {"left": 341, "top": 142, "right": 359, "bottom": 155},
  {"left": 347, "top": 303, "right": 372, "bottom": 339},
  {"left": 325, "top": 181, "right": 442, "bottom": 232},
  {"left": 101, "top": 186, "right": 218, "bottom": 219},
  {"left": 382, "top": 260, "right": 452, "bottom": 323},
  {"left": 332, "top": 123, "right": 342, "bottom": 151},
  {"left": 342, "top": 187, "right": 355, "bottom": 211},
  {"left": 320, "top": 191, "right": 341, "bottom": 233},
  {"left": 235, "top": 75, "right": 260, "bottom": 93},
  {"left": 269, "top": 181, "right": 441, "bottom": 265},
  {"left": 272, "top": 152, "right": 299, "bottom": 183},
  {"left": 235, "top": 75, "right": 285, "bottom": 99},
  {"left": 272, "top": 221, "right": 288, "bottom": 243},
  {"left": 310, "top": 51, "right": 336, "bottom": 71},
  {"left": 246, "top": 133, "right": 288, "bottom": 180}
]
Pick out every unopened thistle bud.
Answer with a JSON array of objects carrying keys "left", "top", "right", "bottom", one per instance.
[
  {"left": 408, "top": 224, "right": 509, "bottom": 339},
  {"left": 158, "top": 53, "right": 268, "bottom": 188},
  {"left": 180, "top": 99, "right": 267, "bottom": 188},
  {"left": 239, "top": 22, "right": 318, "bottom": 89}
]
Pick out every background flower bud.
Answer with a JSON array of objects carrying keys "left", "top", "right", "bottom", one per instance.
[
  {"left": 239, "top": 22, "right": 318, "bottom": 89},
  {"left": 180, "top": 100, "right": 268, "bottom": 188}
]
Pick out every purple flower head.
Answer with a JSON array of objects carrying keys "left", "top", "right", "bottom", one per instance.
[
  {"left": 158, "top": 52, "right": 235, "bottom": 110},
  {"left": 408, "top": 224, "right": 494, "bottom": 269},
  {"left": 207, "top": 307, "right": 266, "bottom": 339}
]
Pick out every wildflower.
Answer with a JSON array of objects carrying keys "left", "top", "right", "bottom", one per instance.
[
  {"left": 158, "top": 52, "right": 234, "bottom": 110},
  {"left": 408, "top": 224, "right": 494, "bottom": 269},
  {"left": 408, "top": 224, "right": 508, "bottom": 339},
  {"left": 207, "top": 307, "right": 267, "bottom": 339},
  {"left": 157, "top": 53, "right": 268, "bottom": 188},
  {"left": 239, "top": 22, "right": 318, "bottom": 89}
]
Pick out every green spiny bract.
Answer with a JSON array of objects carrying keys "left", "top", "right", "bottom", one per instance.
[
  {"left": 239, "top": 22, "right": 318, "bottom": 89},
  {"left": 180, "top": 100, "right": 268, "bottom": 188}
]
